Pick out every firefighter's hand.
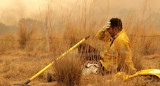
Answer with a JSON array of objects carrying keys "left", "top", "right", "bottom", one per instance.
[{"left": 102, "top": 21, "right": 111, "bottom": 31}]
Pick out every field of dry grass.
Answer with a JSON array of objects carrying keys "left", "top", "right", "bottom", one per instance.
[
  {"left": 0, "top": 17, "right": 160, "bottom": 86},
  {"left": 0, "top": 0, "right": 160, "bottom": 86}
]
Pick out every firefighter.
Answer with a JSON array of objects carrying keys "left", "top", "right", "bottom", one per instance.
[{"left": 96, "top": 18, "right": 136, "bottom": 74}]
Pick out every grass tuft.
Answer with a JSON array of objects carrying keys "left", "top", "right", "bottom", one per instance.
[{"left": 54, "top": 57, "right": 83, "bottom": 86}]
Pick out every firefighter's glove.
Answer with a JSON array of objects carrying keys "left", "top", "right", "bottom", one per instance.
[{"left": 102, "top": 21, "right": 111, "bottom": 31}]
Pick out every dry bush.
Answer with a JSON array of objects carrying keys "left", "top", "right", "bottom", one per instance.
[
  {"left": 18, "top": 19, "right": 35, "bottom": 49},
  {"left": 54, "top": 57, "right": 83, "bottom": 86}
]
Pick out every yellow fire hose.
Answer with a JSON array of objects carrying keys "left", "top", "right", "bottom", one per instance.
[{"left": 14, "top": 35, "right": 90, "bottom": 86}]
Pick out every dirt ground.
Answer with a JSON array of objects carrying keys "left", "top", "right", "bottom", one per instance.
[{"left": 0, "top": 50, "right": 160, "bottom": 86}]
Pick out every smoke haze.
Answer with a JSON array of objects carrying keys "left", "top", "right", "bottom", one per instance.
[{"left": 0, "top": 0, "right": 159, "bottom": 25}]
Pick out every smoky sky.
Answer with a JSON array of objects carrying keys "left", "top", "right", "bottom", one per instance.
[{"left": 0, "top": 0, "right": 159, "bottom": 25}]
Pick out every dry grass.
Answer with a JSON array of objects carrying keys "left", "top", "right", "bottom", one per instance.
[
  {"left": 53, "top": 57, "right": 83, "bottom": 86},
  {"left": 0, "top": 33, "right": 17, "bottom": 53},
  {"left": 0, "top": 77, "right": 11, "bottom": 86},
  {"left": 0, "top": 0, "right": 160, "bottom": 86},
  {"left": 0, "top": 17, "right": 160, "bottom": 85},
  {"left": 128, "top": 75, "right": 160, "bottom": 86}
]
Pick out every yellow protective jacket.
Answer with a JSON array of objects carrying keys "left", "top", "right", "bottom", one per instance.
[{"left": 96, "top": 29, "right": 136, "bottom": 72}]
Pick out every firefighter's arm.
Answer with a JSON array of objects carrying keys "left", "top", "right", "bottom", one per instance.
[
  {"left": 96, "top": 29, "right": 111, "bottom": 43},
  {"left": 96, "top": 21, "right": 111, "bottom": 42},
  {"left": 96, "top": 29, "right": 106, "bottom": 40}
]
